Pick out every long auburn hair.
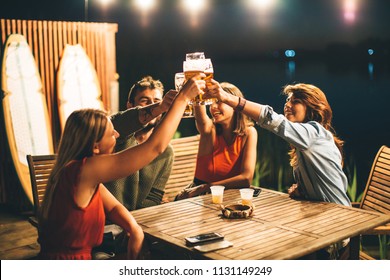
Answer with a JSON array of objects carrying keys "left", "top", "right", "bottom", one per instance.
[
  {"left": 39, "top": 108, "right": 108, "bottom": 223},
  {"left": 215, "top": 82, "right": 254, "bottom": 136},
  {"left": 283, "top": 83, "right": 344, "bottom": 167}
]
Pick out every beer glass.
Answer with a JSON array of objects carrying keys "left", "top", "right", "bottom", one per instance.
[
  {"left": 186, "top": 52, "right": 205, "bottom": 61},
  {"left": 202, "top": 58, "right": 216, "bottom": 105},
  {"left": 183, "top": 56, "right": 214, "bottom": 106},
  {"left": 175, "top": 72, "right": 193, "bottom": 118}
]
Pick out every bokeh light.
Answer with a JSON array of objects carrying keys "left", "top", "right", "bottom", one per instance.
[
  {"left": 285, "top": 49, "right": 296, "bottom": 58},
  {"left": 343, "top": 0, "right": 357, "bottom": 23},
  {"left": 99, "top": 0, "right": 113, "bottom": 5},
  {"left": 180, "top": 0, "right": 208, "bottom": 28},
  {"left": 134, "top": 0, "right": 156, "bottom": 12},
  {"left": 133, "top": 0, "right": 158, "bottom": 27},
  {"left": 247, "top": 0, "right": 275, "bottom": 9},
  {"left": 182, "top": 0, "right": 207, "bottom": 13},
  {"left": 244, "top": 0, "right": 279, "bottom": 28}
]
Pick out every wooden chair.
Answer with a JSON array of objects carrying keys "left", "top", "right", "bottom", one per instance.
[
  {"left": 26, "top": 154, "right": 57, "bottom": 227},
  {"left": 354, "top": 145, "right": 390, "bottom": 259},
  {"left": 163, "top": 135, "right": 200, "bottom": 202},
  {"left": 26, "top": 154, "right": 121, "bottom": 259}
]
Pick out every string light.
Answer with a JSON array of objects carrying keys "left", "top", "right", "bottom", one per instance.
[
  {"left": 247, "top": 0, "right": 274, "bottom": 9},
  {"left": 180, "top": 0, "right": 208, "bottom": 28},
  {"left": 133, "top": 0, "right": 157, "bottom": 27},
  {"left": 182, "top": 0, "right": 206, "bottom": 13},
  {"left": 134, "top": 0, "right": 156, "bottom": 12},
  {"left": 343, "top": 0, "right": 357, "bottom": 23}
]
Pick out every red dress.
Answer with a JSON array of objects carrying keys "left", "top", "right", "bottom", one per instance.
[
  {"left": 38, "top": 158, "right": 105, "bottom": 259},
  {"left": 195, "top": 135, "right": 243, "bottom": 183}
]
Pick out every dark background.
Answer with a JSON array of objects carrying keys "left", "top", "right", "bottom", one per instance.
[
  {"left": 1, "top": 0, "right": 390, "bottom": 196},
  {"left": 2, "top": 1, "right": 389, "bottom": 93}
]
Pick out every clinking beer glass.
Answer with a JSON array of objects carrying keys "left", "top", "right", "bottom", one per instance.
[
  {"left": 183, "top": 53, "right": 214, "bottom": 106},
  {"left": 203, "top": 58, "right": 216, "bottom": 105},
  {"left": 175, "top": 72, "right": 193, "bottom": 118}
]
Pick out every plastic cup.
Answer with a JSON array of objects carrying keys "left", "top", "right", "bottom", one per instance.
[
  {"left": 240, "top": 188, "right": 254, "bottom": 205},
  {"left": 210, "top": 186, "right": 225, "bottom": 204}
]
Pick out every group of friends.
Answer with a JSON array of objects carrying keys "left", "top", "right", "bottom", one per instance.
[{"left": 37, "top": 73, "right": 351, "bottom": 260}]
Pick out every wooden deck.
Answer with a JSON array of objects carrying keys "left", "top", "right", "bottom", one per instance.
[{"left": 0, "top": 205, "right": 39, "bottom": 260}]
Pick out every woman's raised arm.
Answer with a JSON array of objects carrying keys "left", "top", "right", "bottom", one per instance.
[{"left": 85, "top": 75, "right": 206, "bottom": 185}]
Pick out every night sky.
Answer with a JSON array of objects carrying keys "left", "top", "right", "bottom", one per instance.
[
  {"left": 2, "top": 0, "right": 390, "bottom": 104},
  {"left": 2, "top": 0, "right": 390, "bottom": 50}
]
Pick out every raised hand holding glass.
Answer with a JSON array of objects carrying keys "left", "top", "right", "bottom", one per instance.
[{"left": 175, "top": 72, "right": 193, "bottom": 118}]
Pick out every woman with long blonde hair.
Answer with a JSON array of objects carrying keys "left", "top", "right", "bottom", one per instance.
[{"left": 38, "top": 76, "right": 205, "bottom": 259}]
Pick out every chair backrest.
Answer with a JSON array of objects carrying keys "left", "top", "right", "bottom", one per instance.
[
  {"left": 164, "top": 135, "right": 200, "bottom": 202},
  {"left": 26, "top": 154, "right": 57, "bottom": 216},
  {"left": 360, "top": 145, "right": 390, "bottom": 215}
]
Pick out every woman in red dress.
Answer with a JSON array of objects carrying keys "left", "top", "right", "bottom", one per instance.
[{"left": 38, "top": 76, "right": 205, "bottom": 259}]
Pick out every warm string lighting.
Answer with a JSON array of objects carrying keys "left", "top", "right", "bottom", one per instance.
[
  {"left": 99, "top": 0, "right": 113, "bottom": 6},
  {"left": 244, "top": 0, "right": 278, "bottom": 28},
  {"left": 88, "top": 0, "right": 361, "bottom": 30},
  {"left": 247, "top": 0, "right": 274, "bottom": 9},
  {"left": 131, "top": 0, "right": 209, "bottom": 28},
  {"left": 133, "top": 0, "right": 157, "bottom": 27},
  {"left": 134, "top": 0, "right": 156, "bottom": 12},
  {"left": 182, "top": 0, "right": 207, "bottom": 13},
  {"left": 180, "top": 0, "right": 208, "bottom": 28},
  {"left": 343, "top": 0, "right": 358, "bottom": 23}
]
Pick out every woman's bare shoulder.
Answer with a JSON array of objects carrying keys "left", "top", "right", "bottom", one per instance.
[{"left": 245, "top": 126, "right": 258, "bottom": 136}]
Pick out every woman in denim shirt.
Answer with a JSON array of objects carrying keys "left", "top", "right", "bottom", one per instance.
[{"left": 204, "top": 81, "right": 351, "bottom": 207}]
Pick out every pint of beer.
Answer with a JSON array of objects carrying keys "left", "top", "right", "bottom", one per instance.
[
  {"left": 202, "top": 59, "right": 216, "bottom": 105},
  {"left": 183, "top": 56, "right": 214, "bottom": 105},
  {"left": 175, "top": 72, "right": 193, "bottom": 118},
  {"left": 183, "top": 60, "right": 204, "bottom": 80},
  {"left": 204, "top": 58, "right": 214, "bottom": 81}
]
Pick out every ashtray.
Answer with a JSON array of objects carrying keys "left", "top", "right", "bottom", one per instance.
[{"left": 220, "top": 203, "right": 254, "bottom": 219}]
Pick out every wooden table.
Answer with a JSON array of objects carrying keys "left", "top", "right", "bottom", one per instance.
[{"left": 131, "top": 188, "right": 390, "bottom": 260}]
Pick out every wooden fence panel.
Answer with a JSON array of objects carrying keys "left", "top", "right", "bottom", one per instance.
[{"left": 0, "top": 19, "right": 118, "bottom": 208}]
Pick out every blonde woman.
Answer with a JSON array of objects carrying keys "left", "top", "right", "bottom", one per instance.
[
  {"left": 176, "top": 82, "right": 258, "bottom": 199},
  {"left": 38, "top": 76, "right": 205, "bottom": 259}
]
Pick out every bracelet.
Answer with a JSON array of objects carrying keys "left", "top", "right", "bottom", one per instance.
[{"left": 235, "top": 97, "right": 247, "bottom": 112}]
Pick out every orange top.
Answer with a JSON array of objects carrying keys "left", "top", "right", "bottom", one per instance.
[
  {"left": 195, "top": 134, "right": 243, "bottom": 183},
  {"left": 38, "top": 158, "right": 105, "bottom": 260}
]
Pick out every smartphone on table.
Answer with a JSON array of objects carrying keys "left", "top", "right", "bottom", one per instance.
[
  {"left": 252, "top": 186, "right": 262, "bottom": 197},
  {"left": 185, "top": 232, "right": 224, "bottom": 246}
]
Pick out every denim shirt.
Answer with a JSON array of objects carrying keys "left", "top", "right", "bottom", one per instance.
[{"left": 257, "top": 105, "right": 351, "bottom": 206}]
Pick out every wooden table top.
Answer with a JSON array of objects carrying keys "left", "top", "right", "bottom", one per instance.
[{"left": 131, "top": 188, "right": 390, "bottom": 260}]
